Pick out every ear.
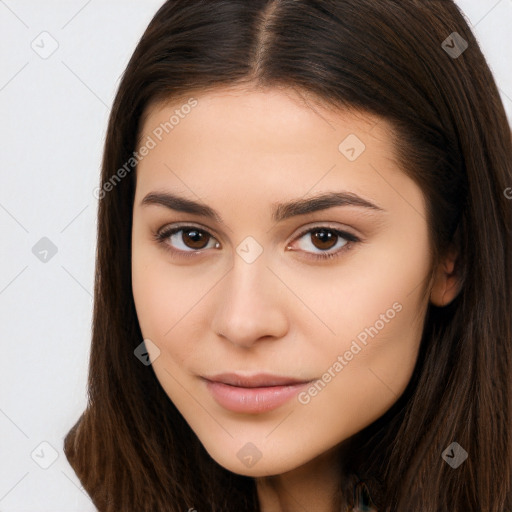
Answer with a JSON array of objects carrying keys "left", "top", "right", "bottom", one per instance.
[{"left": 430, "top": 246, "right": 462, "bottom": 307}]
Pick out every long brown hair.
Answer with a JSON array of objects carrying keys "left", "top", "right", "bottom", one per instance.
[{"left": 64, "top": 1, "right": 512, "bottom": 510}]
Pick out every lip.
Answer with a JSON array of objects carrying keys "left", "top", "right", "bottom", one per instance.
[
  {"left": 203, "top": 372, "right": 313, "bottom": 388},
  {"left": 201, "top": 373, "right": 314, "bottom": 414}
]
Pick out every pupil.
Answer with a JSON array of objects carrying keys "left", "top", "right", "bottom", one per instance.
[
  {"left": 313, "top": 229, "right": 337, "bottom": 250},
  {"left": 185, "top": 230, "right": 208, "bottom": 249}
]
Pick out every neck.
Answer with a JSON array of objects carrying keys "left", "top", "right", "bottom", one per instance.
[{"left": 255, "top": 445, "right": 343, "bottom": 512}]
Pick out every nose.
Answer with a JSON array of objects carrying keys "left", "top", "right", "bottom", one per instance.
[{"left": 211, "top": 252, "right": 290, "bottom": 349}]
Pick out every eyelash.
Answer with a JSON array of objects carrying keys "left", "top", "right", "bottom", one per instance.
[{"left": 152, "top": 224, "right": 361, "bottom": 262}]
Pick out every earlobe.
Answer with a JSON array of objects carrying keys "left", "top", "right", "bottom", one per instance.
[{"left": 429, "top": 248, "right": 462, "bottom": 307}]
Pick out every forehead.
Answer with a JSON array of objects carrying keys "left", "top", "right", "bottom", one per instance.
[
  {"left": 137, "top": 87, "right": 391, "bottom": 169},
  {"left": 138, "top": 86, "right": 382, "bottom": 150},
  {"left": 134, "top": 86, "right": 424, "bottom": 220}
]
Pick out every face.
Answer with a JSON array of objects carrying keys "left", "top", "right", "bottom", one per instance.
[{"left": 131, "top": 86, "right": 433, "bottom": 477}]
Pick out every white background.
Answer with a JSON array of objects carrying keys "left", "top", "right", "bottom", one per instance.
[{"left": 1, "top": 1, "right": 511, "bottom": 510}]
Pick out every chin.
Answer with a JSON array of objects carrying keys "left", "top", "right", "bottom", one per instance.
[{"left": 203, "top": 442, "right": 306, "bottom": 478}]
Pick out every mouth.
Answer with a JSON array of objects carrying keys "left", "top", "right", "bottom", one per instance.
[{"left": 201, "top": 372, "right": 314, "bottom": 414}]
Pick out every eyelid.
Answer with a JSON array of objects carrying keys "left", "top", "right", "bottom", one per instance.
[
  {"left": 154, "top": 221, "right": 362, "bottom": 259},
  {"left": 286, "top": 223, "right": 361, "bottom": 260},
  {"left": 154, "top": 222, "right": 221, "bottom": 255},
  {"left": 156, "top": 221, "right": 221, "bottom": 241},
  {"left": 156, "top": 220, "right": 360, "bottom": 241},
  {"left": 289, "top": 221, "right": 361, "bottom": 241}
]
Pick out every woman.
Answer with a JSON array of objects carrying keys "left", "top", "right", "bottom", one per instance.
[{"left": 64, "top": 1, "right": 512, "bottom": 510}]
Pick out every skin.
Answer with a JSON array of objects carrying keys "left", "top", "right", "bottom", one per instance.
[{"left": 131, "top": 86, "right": 461, "bottom": 512}]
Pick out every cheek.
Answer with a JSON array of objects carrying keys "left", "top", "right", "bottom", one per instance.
[
  {"left": 332, "top": 219, "right": 431, "bottom": 336},
  {"left": 331, "top": 285, "right": 427, "bottom": 417},
  {"left": 132, "top": 244, "right": 165, "bottom": 336},
  {"left": 131, "top": 243, "right": 214, "bottom": 367},
  {"left": 131, "top": 239, "right": 184, "bottom": 347},
  {"left": 298, "top": 299, "right": 423, "bottom": 439},
  {"left": 302, "top": 229, "right": 430, "bottom": 399}
]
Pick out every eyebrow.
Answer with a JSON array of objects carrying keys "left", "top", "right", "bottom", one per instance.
[{"left": 140, "top": 190, "right": 385, "bottom": 223}]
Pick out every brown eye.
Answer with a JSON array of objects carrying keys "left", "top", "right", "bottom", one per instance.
[
  {"left": 156, "top": 226, "right": 220, "bottom": 254},
  {"left": 288, "top": 226, "right": 360, "bottom": 261},
  {"left": 309, "top": 229, "right": 339, "bottom": 251},
  {"left": 181, "top": 229, "right": 210, "bottom": 249}
]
